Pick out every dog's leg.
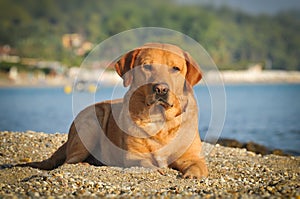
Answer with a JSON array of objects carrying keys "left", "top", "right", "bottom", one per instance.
[
  {"left": 64, "top": 122, "right": 96, "bottom": 164},
  {"left": 170, "top": 134, "right": 208, "bottom": 179},
  {"left": 171, "top": 155, "right": 208, "bottom": 179},
  {"left": 65, "top": 140, "right": 92, "bottom": 165},
  {"left": 16, "top": 142, "right": 67, "bottom": 170}
]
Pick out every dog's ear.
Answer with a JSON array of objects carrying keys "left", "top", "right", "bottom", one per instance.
[
  {"left": 115, "top": 49, "right": 140, "bottom": 87},
  {"left": 184, "top": 52, "right": 202, "bottom": 89}
]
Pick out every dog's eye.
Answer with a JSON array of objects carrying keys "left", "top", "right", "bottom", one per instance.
[
  {"left": 172, "top": 66, "right": 181, "bottom": 72},
  {"left": 143, "top": 64, "right": 152, "bottom": 71}
]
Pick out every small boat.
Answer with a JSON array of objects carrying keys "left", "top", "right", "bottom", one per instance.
[{"left": 64, "top": 80, "right": 98, "bottom": 94}]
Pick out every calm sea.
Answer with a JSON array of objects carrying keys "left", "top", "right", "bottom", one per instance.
[{"left": 0, "top": 84, "right": 299, "bottom": 155}]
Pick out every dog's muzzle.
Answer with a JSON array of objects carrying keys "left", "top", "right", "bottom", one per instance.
[
  {"left": 145, "top": 83, "right": 173, "bottom": 108},
  {"left": 153, "top": 83, "right": 169, "bottom": 97}
]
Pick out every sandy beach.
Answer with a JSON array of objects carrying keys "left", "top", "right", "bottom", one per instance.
[{"left": 0, "top": 131, "right": 299, "bottom": 198}]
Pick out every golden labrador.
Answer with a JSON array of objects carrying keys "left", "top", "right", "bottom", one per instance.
[{"left": 19, "top": 43, "right": 208, "bottom": 178}]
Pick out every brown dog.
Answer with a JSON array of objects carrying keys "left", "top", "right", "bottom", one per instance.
[{"left": 19, "top": 43, "right": 208, "bottom": 178}]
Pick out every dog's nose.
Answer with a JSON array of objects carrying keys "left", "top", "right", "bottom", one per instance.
[{"left": 153, "top": 83, "right": 169, "bottom": 96}]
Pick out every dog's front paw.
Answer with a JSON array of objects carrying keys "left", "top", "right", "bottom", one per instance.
[{"left": 183, "top": 164, "right": 208, "bottom": 179}]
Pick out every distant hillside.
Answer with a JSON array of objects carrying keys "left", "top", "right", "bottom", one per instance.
[{"left": 0, "top": 0, "right": 299, "bottom": 70}]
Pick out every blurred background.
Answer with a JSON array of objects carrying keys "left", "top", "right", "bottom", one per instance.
[{"left": 0, "top": 0, "right": 299, "bottom": 155}]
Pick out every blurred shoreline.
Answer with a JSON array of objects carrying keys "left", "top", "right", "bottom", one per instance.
[
  {"left": 1, "top": 68, "right": 300, "bottom": 88},
  {"left": 206, "top": 69, "right": 300, "bottom": 84}
]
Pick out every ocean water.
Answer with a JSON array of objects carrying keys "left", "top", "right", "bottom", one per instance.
[{"left": 0, "top": 84, "right": 299, "bottom": 155}]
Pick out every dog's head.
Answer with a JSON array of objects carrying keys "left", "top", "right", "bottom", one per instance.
[{"left": 114, "top": 43, "right": 202, "bottom": 121}]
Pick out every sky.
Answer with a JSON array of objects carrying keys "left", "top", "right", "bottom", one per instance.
[{"left": 176, "top": 0, "right": 300, "bottom": 15}]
